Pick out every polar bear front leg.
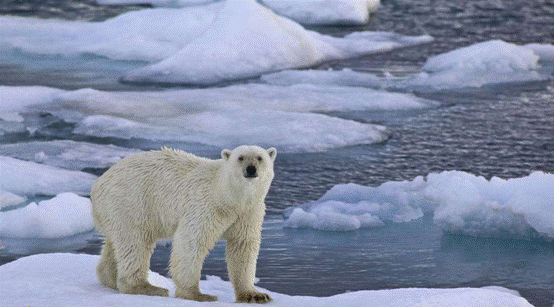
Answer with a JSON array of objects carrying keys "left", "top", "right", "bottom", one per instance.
[
  {"left": 170, "top": 223, "right": 221, "bottom": 302},
  {"left": 225, "top": 216, "right": 272, "bottom": 304}
]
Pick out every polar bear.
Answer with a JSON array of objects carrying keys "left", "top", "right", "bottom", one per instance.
[{"left": 91, "top": 145, "right": 276, "bottom": 303}]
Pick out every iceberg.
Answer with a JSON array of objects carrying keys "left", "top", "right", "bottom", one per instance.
[
  {"left": 0, "top": 193, "right": 93, "bottom": 239},
  {"left": 0, "top": 253, "right": 533, "bottom": 307},
  {"left": 263, "top": 40, "right": 553, "bottom": 91},
  {"left": 0, "top": 155, "right": 97, "bottom": 197},
  {"left": 284, "top": 171, "right": 554, "bottom": 241}
]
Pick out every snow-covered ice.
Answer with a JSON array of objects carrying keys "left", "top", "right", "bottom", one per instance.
[
  {"left": 0, "top": 193, "right": 93, "bottom": 239},
  {"left": 97, "top": 0, "right": 380, "bottom": 25},
  {"left": 0, "top": 5, "right": 220, "bottom": 62},
  {"left": 0, "top": 0, "right": 429, "bottom": 85},
  {"left": 262, "top": 0, "right": 380, "bottom": 25},
  {"left": 1, "top": 84, "right": 438, "bottom": 152},
  {"left": 0, "top": 253, "right": 533, "bottom": 307},
  {"left": 263, "top": 40, "right": 553, "bottom": 91},
  {"left": 0, "top": 156, "right": 96, "bottom": 197},
  {"left": 284, "top": 171, "right": 554, "bottom": 241},
  {"left": 121, "top": 0, "right": 430, "bottom": 85},
  {"left": 0, "top": 191, "right": 26, "bottom": 210},
  {"left": 0, "top": 140, "right": 140, "bottom": 171}
]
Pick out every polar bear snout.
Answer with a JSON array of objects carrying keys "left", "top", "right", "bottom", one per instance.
[{"left": 244, "top": 165, "right": 258, "bottom": 178}]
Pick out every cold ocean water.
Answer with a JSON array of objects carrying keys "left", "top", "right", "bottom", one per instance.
[{"left": 1, "top": 0, "right": 554, "bottom": 306}]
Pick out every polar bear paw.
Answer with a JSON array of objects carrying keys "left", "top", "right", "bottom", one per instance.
[
  {"left": 236, "top": 291, "right": 272, "bottom": 304},
  {"left": 122, "top": 283, "right": 169, "bottom": 297}
]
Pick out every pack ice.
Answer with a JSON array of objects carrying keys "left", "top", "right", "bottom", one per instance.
[
  {"left": 263, "top": 40, "right": 554, "bottom": 91},
  {"left": 284, "top": 171, "right": 554, "bottom": 241}
]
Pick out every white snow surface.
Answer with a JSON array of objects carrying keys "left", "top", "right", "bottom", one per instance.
[
  {"left": 0, "top": 190, "right": 26, "bottom": 210},
  {"left": 262, "top": 40, "right": 552, "bottom": 91},
  {"left": 284, "top": 171, "right": 554, "bottom": 240},
  {"left": 0, "top": 193, "right": 93, "bottom": 239},
  {"left": 262, "top": 0, "right": 380, "bottom": 25},
  {"left": 0, "top": 253, "right": 532, "bottom": 307},
  {"left": 0, "top": 156, "right": 97, "bottom": 197},
  {"left": 2, "top": 84, "right": 438, "bottom": 152}
]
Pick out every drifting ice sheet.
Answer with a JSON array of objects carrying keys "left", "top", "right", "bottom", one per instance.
[
  {"left": 284, "top": 171, "right": 554, "bottom": 241},
  {"left": 263, "top": 40, "right": 553, "bottom": 91},
  {"left": 262, "top": 0, "right": 380, "bottom": 25},
  {"left": 121, "top": 0, "right": 431, "bottom": 85},
  {"left": 0, "top": 156, "right": 97, "bottom": 197},
  {"left": 0, "top": 253, "right": 533, "bottom": 307},
  {"left": 0, "top": 193, "right": 93, "bottom": 239},
  {"left": 1, "top": 84, "right": 439, "bottom": 152}
]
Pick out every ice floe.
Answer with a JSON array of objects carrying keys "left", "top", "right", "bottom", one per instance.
[
  {"left": 284, "top": 171, "right": 554, "bottom": 241},
  {"left": 121, "top": 0, "right": 430, "bottom": 85},
  {"left": 262, "top": 0, "right": 380, "bottom": 25},
  {"left": 0, "top": 156, "right": 96, "bottom": 197},
  {"left": 2, "top": 84, "right": 438, "bottom": 152},
  {"left": 0, "top": 193, "right": 93, "bottom": 239},
  {"left": 0, "top": 253, "right": 533, "bottom": 307},
  {"left": 97, "top": 0, "right": 380, "bottom": 25},
  {"left": 0, "top": 140, "right": 140, "bottom": 171},
  {"left": 263, "top": 40, "right": 554, "bottom": 91},
  {"left": 0, "top": 0, "right": 429, "bottom": 85}
]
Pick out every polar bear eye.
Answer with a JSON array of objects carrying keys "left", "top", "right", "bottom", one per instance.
[
  {"left": 257, "top": 156, "right": 262, "bottom": 162},
  {"left": 238, "top": 156, "right": 244, "bottom": 161}
]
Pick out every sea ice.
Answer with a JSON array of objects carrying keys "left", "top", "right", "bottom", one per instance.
[
  {"left": 0, "top": 155, "right": 97, "bottom": 197},
  {"left": 0, "top": 0, "right": 429, "bottom": 85},
  {"left": 263, "top": 40, "right": 552, "bottom": 91},
  {"left": 2, "top": 84, "right": 438, "bottom": 152},
  {"left": 0, "top": 140, "right": 141, "bottom": 171},
  {"left": 262, "top": 0, "right": 380, "bottom": 25},
  {"left": 97, "top": 0, "right": 380, "bottom": 25},
  {"left": 0, "top": 253, "right": 533, "bottom": 306},
  {"left": 0, "top": 190, "right": 26, "bottom": 210},
  {"left": 0, "top": 193, "right": 93, "bottom": 239},
  {"left": 121, "top": 0, "right": 431, "bottom": 85},
  {"left": 0, "top": 4, "right": 221, "bottom": 61},
  {"left": 284, "top": 171, "right": 554, "bottom": 241}
]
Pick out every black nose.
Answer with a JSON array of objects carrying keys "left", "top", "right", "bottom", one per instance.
[{"left": 246, "top": 165, "right": 257, "bottom": 177}]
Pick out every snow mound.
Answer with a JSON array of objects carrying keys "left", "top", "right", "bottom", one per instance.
[
  {"left": 262, "top": 0, "right": 380, "bottom": 25},
  {"left": 0, "top": 156, "right": 97, "bottom": 197},
  {"left": 0, "top": 193, "right": 93, "bottom": 239},
  {"left": 263, "top": 40, "right": 551, "bottom": 91},
  {"left": 0, "top": 253, "right": 532, "bottom": 307},
  {"left": 121, "top": 0, "right": 431, "bottom": 85},
  {"left": 0, "top": 140, "right": 140, "bottom": 171},
  {"left": 284, "top": 171, "right": 554, "bottom": 240},
  {"left": 0, "top": 84, "right": 439, "bottom": 152}
]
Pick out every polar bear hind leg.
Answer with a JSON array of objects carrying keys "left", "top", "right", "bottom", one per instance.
[
  {"left": 111, "top": 232, "right": 169, "bottom": 297},
  {"left": 96, "top": 239, "right": 118, "bottom": 290}
]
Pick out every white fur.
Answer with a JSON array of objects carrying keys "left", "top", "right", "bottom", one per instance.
[{"left": 91, "top": 145, "right": 276, "bottom": 303}]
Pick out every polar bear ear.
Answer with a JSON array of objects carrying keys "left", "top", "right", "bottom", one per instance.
[
  {"left": 221, "top": 149, "right": 232, "bottom": 161},
  {"left": 267, "top": 147, "right": 277, "bottom": 162}
]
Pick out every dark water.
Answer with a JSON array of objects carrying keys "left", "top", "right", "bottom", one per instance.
[{"left": 1, "top": 0, "right": 554, "bottom": 306}]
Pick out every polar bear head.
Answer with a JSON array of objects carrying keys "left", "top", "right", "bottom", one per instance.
[{"left": 221, "top": 145, "right": 276, "bottom": 186}]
